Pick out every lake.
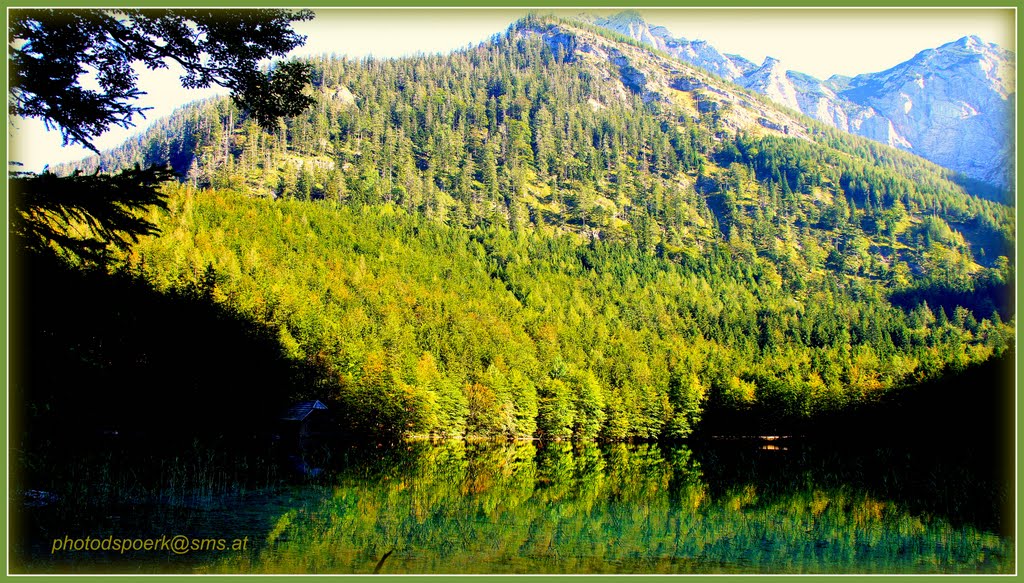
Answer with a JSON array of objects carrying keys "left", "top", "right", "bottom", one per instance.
[{"left": 12, "top": 439, "right": 1014, "bottom": 574}]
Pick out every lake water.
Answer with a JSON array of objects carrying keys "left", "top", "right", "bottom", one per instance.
[{"left": 13, "top": 439, "right": 1015, "bottom": 574}]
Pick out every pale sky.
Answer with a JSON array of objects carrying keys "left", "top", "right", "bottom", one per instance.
[
  {"left": 8, "top": 7, "right": 1015, "bottom": 173},
  {"left": 638, "top": 8, "right": 1015, "bottom": 78}
]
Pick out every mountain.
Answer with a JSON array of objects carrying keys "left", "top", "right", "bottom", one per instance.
[
  {"left": 737, "top": 56, "right": 802, "bottom": 112},
  {"left": 45, "top": 14, "right": 1014, "bottom": 440},
  {"left": 586, "top": 10, "right": 758, "bottom": 81},
  {"left": 588, "top": 11, "right": 1016, "bottom": 193},
  {"left": 836, "top": 36, "right": 1015, "bottom": 190}
]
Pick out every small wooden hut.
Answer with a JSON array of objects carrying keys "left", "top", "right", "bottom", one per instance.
[{"left": 279, "top": 399, "right": 329, "bottom": 441}]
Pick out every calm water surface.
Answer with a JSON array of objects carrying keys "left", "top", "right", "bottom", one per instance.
[{"left": 14, "top": 440, "right": 1014, "bottom": 574}]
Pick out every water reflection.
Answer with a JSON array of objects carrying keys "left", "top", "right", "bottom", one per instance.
[{"left": 198, "top": 440, "right": 1013, "bottom": 574}]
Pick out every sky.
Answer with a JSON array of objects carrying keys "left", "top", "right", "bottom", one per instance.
[
  {"left": 8, "top": 7, "right": 1015, "bottom": 173},
  {"left": 627, "top": 8, "right": 1014, "bottom": 78}
]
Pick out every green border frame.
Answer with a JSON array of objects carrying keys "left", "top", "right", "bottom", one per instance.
[{"left": 2, "top": 1, "right": 1019, "bottom": 581}]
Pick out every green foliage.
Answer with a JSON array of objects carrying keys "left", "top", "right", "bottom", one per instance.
[
  {"left": 42, "top": 17, "right": 1016, "bottom": 439},
  {"left": 200, "top": 441, "right": 1013, "bottom": 574},
  {"left": 9, "top": 8, "right": 313, "bottom": 151},
  {"left": 120, "top": 186, "right": 1012, "bottom": 439},
  {"left": 9, "top": 165, "right": 174, "bottom": 265}
]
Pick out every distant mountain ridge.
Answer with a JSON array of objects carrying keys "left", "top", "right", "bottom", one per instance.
[{"left": 587, "top": 11, "right": 1015, "bottom": 193}]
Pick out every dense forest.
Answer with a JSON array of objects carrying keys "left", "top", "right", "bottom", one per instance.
[{"left": 36, "top": 15, "right": 1015, "bottom": 441}]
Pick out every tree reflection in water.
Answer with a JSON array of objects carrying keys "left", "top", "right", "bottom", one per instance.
[{"left": 205, "top": 440, "right": 1013, "bottom": 574}]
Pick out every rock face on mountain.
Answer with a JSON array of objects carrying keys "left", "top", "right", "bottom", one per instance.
[
  {"left": 737, "top": 57, "right": 802, "bottom": 113},
  {"left": 589, "top": 11, "right": 756, "bottom": 82},
  {"left": 836, "top": 35, "right": 1015, "bottom": 189},
  {"left": 517, "top": 20, "right": 810, "bottom": 141},
  {"left": 589, "top": 11, "right": 1015, "bottom": 191}
]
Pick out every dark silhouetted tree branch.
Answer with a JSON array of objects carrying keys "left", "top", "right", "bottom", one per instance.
[
  {"left": 9, "top": 8, "right": 315, "bottom": 152},
  {"left": 8, "top": 8, "right": 315, "bottom": 263},
  {"left": 10, "top": 166, "right": 174, "bottom": 264}
]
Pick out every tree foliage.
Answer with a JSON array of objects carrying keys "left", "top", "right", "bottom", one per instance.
[
  {"left": 9, "top": 165, "right": 174, "bottom": 263},
  {"left": 9, "top": 8, "right": 314, "bottom": 266},
  {"left": 120, "top": 186, "right": 1013, "bottom": 439},
  {"left": 22, "top": 15, "right": 1017, "bottom": 440},
  {"left": 9, "top": 8, "right": 314, "bottom": 152}
]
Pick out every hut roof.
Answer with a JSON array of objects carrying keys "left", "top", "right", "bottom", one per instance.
[{"left": 281, "top": 400, "right": 328, "bottom": 422}]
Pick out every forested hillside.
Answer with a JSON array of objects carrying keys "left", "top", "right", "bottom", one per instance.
[{"left": 52, "top": 15, "right": 1015, "bottom": 439}]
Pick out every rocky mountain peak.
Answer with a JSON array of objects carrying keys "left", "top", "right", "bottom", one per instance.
[
  {"left": 584, "top": 11, "right": 1015, "bottom": 192},
  {"left": 738, "top": 56, "right": 801, "bottom": 112},
  {"left": 590, "top": 11, "right": 754, "bottom": 81},
  {"left": 516, "top": 16, "right": 809, "bottom": 141},
  {"left": 959, "top": 34, "right": 983, "bottom": 47},
  {"left": 605, "top": 9, "right": 644, "bottom": 25}
]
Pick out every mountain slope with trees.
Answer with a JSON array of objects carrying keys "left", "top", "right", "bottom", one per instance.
[
  {"left": 47, "top": 14, "right": 1015, "bottom": 439},
  {"left": 589, "top": 10, "right": 1016, "bottom": 193}
]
